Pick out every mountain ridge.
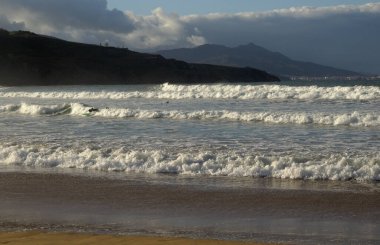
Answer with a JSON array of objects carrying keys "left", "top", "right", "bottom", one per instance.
[
  {"left": 0, "top": 29, "right": 279, "bottom": 86},
  {"left": 158, "top": 43, "right": 360, "bottom": 78}
]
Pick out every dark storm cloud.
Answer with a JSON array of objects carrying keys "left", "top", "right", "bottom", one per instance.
[
  {"left": 181, "top": 3, "right": 380, "bottom": 73},
  {"left": 0, "top": 0, "right": 134, "bottom": 33}
]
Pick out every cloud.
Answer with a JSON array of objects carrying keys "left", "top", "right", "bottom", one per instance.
[
  {"left": 0, "top": 1, "right": 379, "bottom": 73},
  {"left": 182, "top": 3, "right": 380, "bottom": 21},
  {"left": 0, "top": 15, "right": 25, "bottom": 31},
  {"left": 0, "top": 0, "right": 135, "bottom": 45},
  {"left": 0, "top": 0, "right": 135, "bottom": 32},
  {"left": 122, "top": 7, "right": 207, "bottom": 49},
  {"left": 0, "top": 1, "right": 205, "bottom": 49},
  {"left": 186, "top": 35, "right": 206, "bottom": 46}
]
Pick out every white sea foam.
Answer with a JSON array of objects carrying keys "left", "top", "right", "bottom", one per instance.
[
  {"left": 0, "top": 83, "right": 379, "bottom": 101},
  {"left": 159, "top": 83, "right": 380, "bottom": 101},
  {"left": 0, "top": 144, "right": 379, "bottom": 181},
  {"left": 1, "top": 102, "right": 379, "bottom": 127},
  {"left": 0, "top": 103, "right": 71, "bottom": 115}
]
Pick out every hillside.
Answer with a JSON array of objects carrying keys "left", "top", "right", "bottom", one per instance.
[
  {"left": 158, "top": 43, "right": 360, "bottom": 78},
  {"left": 0, "top": 30, "right": 279, "bottom": 86}
]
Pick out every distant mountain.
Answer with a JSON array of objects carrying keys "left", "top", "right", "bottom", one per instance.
[
  {"left": 158, "top": 43, "right": 360, "bottom": 78},
  {"left": 0, "top": 29, "right": 279, "bottom": 86}
]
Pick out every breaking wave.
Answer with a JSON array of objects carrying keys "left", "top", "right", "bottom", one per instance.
[
  {"left": 0, "top": 83, "right": 379, "bottom": 101},
  {"left": 1, "top": 102, "right": 379, "bottom": 127},
  {"left": 0, "top": 144, "right": 379, "bottom": 181}
]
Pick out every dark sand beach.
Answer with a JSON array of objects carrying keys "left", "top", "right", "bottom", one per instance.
[
  {"left": 0, "top": 232, "right": 272, "bottom": 245},
  {"left": 0, "top": 171, "right": 379, "bottom": 244}
]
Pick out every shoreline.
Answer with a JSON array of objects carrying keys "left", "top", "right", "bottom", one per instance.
[{"left": 0, "top": 171, "right": 379, "bottom": 244}]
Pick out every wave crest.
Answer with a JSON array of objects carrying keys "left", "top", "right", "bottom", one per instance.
[
  {"left": 1, "top": 102, "right": 379, "bottom": 127},
  {"left": 0, "top": 83, "right": 379, "bottom": 101},
  {"left": 1, "top": 144, "right": 379, "bottom": 181}
]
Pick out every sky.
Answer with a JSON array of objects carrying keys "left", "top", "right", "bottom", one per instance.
[
  {"left": 107, "top": 0, "right": 376, "bottom": 15},
  {"left": 0, "top": 0, "right": 379, "bottom": 74}
]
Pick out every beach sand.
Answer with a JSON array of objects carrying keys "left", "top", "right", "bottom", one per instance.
[
  {"left": 0, "top": 171, "right": 379, "bottom": 244},
  {"left": 0, "top": 232, "right": 271, "bottom": 245}
]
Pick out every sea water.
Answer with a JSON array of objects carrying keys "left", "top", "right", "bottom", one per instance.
[{"left": 0, "top": 81, "right": 379, "bottom": 181}]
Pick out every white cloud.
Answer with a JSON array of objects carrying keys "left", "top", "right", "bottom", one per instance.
[
  {"left": 122, "top": 8, "right": 207, "bottom": 49},
  {"left": 186, "top": 35, "right": 206, "bottom": 46},
  {"left": 182, "top": 3, "right": 380, "bottom": 21},
  {"left": 0, "top": 1, "right": 206, "bottom": 49}
]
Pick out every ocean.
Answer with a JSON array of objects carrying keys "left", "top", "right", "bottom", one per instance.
[
  {"left": 1, "top": 81, "right": 379, "bottom": 180},
  {"left": 0, "top": 80, "right": 379, "bottom": 244}
]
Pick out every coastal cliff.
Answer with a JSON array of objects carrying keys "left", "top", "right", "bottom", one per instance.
[{"left": 0, "top": 29, "right": 279, "bottom": 86}]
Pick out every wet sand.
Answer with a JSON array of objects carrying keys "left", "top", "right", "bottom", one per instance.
[
  {"left": 0, "top": 171, "right": 379, "bottom": 244},
  {"left": 0, "top": 232, "right": 271, "bottom": 245}
]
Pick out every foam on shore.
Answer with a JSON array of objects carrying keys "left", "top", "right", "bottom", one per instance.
[{"left": 0, "top": 144, "right": 379, "bottom": 181}]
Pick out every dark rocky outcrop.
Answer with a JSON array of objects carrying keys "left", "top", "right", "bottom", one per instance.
[{"left": 0, "top": 30, "right": 279, "bottom": 86}]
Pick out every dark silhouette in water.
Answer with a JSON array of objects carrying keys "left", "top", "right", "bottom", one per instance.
[{"left": 88, "top": 108, "right": 99, "bottom": 113}]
